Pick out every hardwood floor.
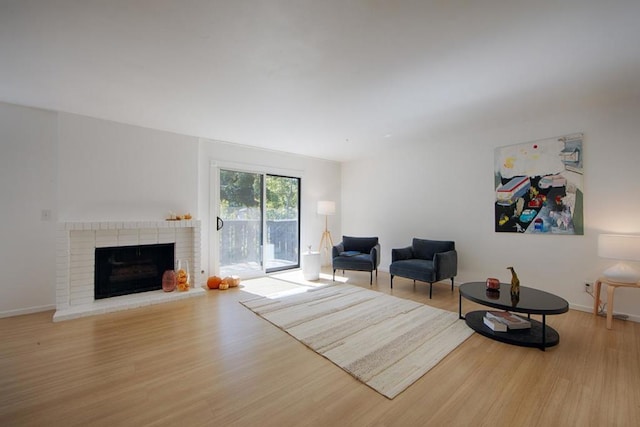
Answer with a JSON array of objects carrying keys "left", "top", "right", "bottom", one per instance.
[{"left": 1, "top": 269, "right": 639, "bottom": 426}]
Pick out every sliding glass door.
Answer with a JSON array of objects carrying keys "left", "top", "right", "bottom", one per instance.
[
  {"left": 218, "top": 170, "right": 264, "bottom": 277},
  {"left": 265, "top": 175, "right": 300, "bottom": 272},
  {"left": 217, "top": 168, "right": 300, "bottom": 277}
]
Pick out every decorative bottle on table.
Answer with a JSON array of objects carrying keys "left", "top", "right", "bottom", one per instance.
[{"left": 507, "top": 266, "right": 520, "bottom": 305}]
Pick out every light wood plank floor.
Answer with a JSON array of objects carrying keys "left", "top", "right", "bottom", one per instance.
[{"left": 1, "top": 269, "right": 639, "bottom": 426}]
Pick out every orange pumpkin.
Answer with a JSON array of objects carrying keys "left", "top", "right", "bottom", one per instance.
[
  {"left": 207, "top": 276, "right": 222, "bottom": 289},
  {"left": 175, "top": 269, "right": 189, "bottom": 290}
]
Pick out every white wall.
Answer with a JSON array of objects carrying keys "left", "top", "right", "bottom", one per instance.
[
  {"left": 4, "top": 96, "right": 639, "bottom": 321},
  {"left": 57, "top": 113, "right": 199, "bottom": 222},
  {"left": 0, "top": 103, "right": 58, "bottom": 315},
  {"left": 341, "top": 97, "right": 640, "bottom": 320},
  {"left": 0, "top": 102, "right": 342, "bottom": 316}
]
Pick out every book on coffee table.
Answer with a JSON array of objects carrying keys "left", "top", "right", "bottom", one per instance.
[
  {"left": 483, "top": 315, "right": 508, "bottom": 332},
  {"left": 485, "top": 311, "right": 531, "bottom": 329}
]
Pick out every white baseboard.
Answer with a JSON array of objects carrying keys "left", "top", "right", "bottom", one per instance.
[{"left": 570, "top": 303, "right": 640, "bottom": 323}]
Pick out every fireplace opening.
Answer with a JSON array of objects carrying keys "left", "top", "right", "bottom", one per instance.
[{"left": 95, "top": 243, "right": 175, "bottom": 299}]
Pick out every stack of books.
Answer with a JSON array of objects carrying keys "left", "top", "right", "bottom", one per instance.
[{"left": 483, "top": 310, "right": 531, "bottom": 332}]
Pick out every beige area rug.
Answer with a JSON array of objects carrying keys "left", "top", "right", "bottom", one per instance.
[{"left": 240, "top": 278, "right": 473, "bottom": 399}]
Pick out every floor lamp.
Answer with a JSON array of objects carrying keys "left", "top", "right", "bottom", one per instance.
[{"left": 318, "top": 201, "right": 335, "bottom": 257}]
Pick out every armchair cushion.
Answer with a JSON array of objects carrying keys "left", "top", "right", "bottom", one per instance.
[
  {"left": 342, "top": 236, "right": 379, "bottom": 254},
  {"left": 412, "top": 238, "right": 455, "bottom": 260},
  {"left": 390, "top": 259, "right": 436, "bottom": 283},
  {"left": 334, "top": 253, "right": 378, "bottom": 270},
  {"left": 391, "top": 246, "right": 413, "bottom": 262},
  {"left": 339, "top": 250, "right": 361, "bottom": 257}
]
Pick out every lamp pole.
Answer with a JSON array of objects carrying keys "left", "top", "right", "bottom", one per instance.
[{"left": 319, "top": 214, "right": 334, "bottom": 255}]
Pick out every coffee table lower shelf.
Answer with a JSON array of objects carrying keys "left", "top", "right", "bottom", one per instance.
[{"left": 465, "top": 310, "right": 560, "bottom": 349}]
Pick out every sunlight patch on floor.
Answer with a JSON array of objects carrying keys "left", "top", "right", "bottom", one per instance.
[
  {"left": 238, "top": 270, "right": 348, "bottom": 299},
  {"left": 271, "top": 270, "right": 348, "bottom": 286}
]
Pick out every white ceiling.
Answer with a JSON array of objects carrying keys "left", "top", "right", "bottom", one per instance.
[{"left": 1, "top": 1, "right": 639, "bottom": 162}]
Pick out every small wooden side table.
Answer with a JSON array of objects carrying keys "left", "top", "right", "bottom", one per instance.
[{"left": 593, "top": 277, "right": 640, "bottom": 329}]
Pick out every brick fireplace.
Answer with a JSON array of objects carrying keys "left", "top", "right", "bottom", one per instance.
[{"left": 54, "top": 220, "right": 204, "bottom": 321}]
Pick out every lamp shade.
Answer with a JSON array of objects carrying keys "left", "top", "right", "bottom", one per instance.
[
  {"left": 598, "top": 235, "right": 640, "bottom": 261},
  {"left": 317, "top": 201, "right": 336, "bottom": 216},
  {"left": 598, "top": 234, "right": 640, "bottom": 283}
]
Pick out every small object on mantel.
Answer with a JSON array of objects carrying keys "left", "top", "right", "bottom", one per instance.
[{"left": 166, "top": 212, "right": 192, "bottom": 221}]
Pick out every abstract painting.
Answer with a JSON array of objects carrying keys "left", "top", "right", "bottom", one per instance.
[{"left": 494, "top": 133, "right": 583, "bottom": 234}]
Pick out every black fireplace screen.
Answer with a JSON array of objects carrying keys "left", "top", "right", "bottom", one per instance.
[{"left": 94, "top": 243, "right": 175, "bottom": 299}]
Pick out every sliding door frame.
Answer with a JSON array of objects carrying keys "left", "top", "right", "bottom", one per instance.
[{"left": 209, "top": 160, "right": 303, "bottom": 278}]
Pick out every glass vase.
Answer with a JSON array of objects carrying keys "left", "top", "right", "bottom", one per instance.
[
  {"left": 162, "top": 269, "right": 176, "bottom": 292},
  {"left": 176, "top": 259, "right": 190, "bottom": 291}
]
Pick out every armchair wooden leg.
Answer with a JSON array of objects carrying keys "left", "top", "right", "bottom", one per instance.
[
  {"left": 451, "top": 278, "right": 454, "bottom": 292},
  {"left": 429, "top": 282, "right": 433, "bottom": 299},
  {"left": 369, "top": 271, "right": 372, "bottom": 285},
  {"left": 333, "top": 269, "right": 336, "bottom": 281},
  {"left": 390, "top": 275, "right": 394, "bottom": 289}
]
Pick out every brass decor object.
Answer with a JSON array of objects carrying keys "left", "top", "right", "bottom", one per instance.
[{"left": 507, "top": 267, "right": 519, "bottom": 291}]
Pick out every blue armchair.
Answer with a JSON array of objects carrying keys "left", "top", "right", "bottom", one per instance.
[
  {"left": 389, "top": 238, "right": 457, "bottom": 298},
  {"left": 332, "top": 236, "right": 380, "bottom": 284}
]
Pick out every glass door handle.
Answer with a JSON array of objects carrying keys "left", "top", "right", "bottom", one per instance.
[{"left": 216, "top": 216, "right": 224, "bottom": 231}]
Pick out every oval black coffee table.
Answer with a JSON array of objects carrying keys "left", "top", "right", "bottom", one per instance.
[{"left": 459, "top": 282, "right": 569, "bottom": 350}]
